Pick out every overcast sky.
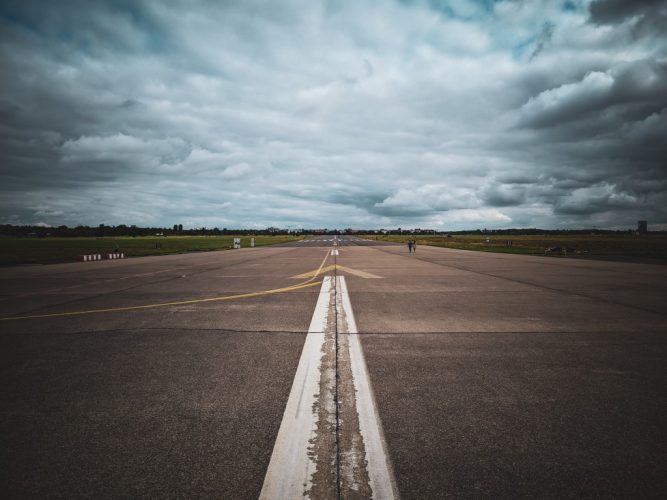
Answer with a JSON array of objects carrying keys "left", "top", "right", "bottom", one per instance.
[{"left": 1, "top": 0, "right": 666, "bottom": 230}]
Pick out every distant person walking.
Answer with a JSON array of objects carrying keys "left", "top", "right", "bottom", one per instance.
[
  {"left": 412, "top": 240, "right": 416, "bottom": 253},
  {"left": 407, "top": 240, "right": 413, "bottom": 253}
]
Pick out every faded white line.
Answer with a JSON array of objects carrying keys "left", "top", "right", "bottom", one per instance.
[
  {"left": 261, "top": 271, "right": 398, "bottom": 499},
  {"left": 338, "top": 275, "right": 398, "bottom": 500},
  {"left": 260, "top": 276, "right": 331, "bottom": 499}
]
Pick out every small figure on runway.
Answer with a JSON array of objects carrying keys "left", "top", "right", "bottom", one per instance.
[
  {"left": 412, "top": 240, "right": 416, "bottom": 253},
  {"left": 408, "top": 240, "right": 413, "bottom": 253}
]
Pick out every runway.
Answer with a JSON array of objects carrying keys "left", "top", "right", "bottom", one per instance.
[{"left": 1, "top": 235, "right": 665, "bottom": 498}]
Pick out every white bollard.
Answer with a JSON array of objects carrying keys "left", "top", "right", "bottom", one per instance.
[{"left": 251, "top": 238, "right": 255, "bottom": 248}]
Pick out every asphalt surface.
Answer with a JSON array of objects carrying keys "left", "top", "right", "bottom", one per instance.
[
  {"left": 0, "top": 247, "right": 323, "bottom": 498},
  {"left": 1, "top": 236, "right": 665, "bottom": 498},
  {"left": 343, "top": 243, "right": 666, "bottom": 499}
]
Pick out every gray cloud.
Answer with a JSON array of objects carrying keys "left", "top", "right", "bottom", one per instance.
[
  {"left": 589, "top": 0, "right": 666, "bottom": 25},
  {"left": 0, "top": 0, "right": 666, "bottom": 230},
  {"left": 554, "top": 183, "right": 643, "bottom": 215},
  {"left": 517, "top": 60, "right": 667, "bottom": 130},
  {"left": 589, "top": 0, "right": 667, "bottom": 44},
  {"left": 483, "top": 184, "right": 527, "bottom": 207}
]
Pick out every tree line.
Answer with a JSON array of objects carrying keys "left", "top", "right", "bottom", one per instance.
[
  {"left": 0, "top": 224, "right": 658, "bottom": 237},
  {"left": 0, "top": 224, "right": 291, "bottom": 237}
]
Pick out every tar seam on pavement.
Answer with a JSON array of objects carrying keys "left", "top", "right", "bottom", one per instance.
[{"left": 334, "top": 249, "right": 341, "bottom": 500}]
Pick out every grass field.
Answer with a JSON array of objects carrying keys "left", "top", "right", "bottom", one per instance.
[
  {"left": 0, "top": 235, "right": 303, "bottom": 265},
  {"left": 3, "top": 233, "right": 665, "bottom": 265},
  {"left": 363, "top": 234, "right": 667, "bottom": 261}
]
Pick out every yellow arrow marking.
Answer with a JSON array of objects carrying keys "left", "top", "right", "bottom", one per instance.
[
  {"left": 291, "top": 264, "right": 336, "bottom": 279},
  {"left": 338, "top": 265, "right": 382, "bottom": 279},
  {"left": 291, "top": 264, "right": 381, "bottom": 279}
]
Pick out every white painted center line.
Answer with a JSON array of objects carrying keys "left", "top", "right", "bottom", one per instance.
[
  {"left": 261, "top": 274, "right": 397, "bottom": 499},
  {"left": 260, "top": 276, "right": 331, "bottom": 499}
]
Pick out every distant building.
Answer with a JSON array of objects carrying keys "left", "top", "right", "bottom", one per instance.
[{"left": 638, "top": 220, "right": 648, "bottom": 234}]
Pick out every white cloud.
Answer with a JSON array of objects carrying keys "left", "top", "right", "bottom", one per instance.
[
  {"left": 374, "top": 185, "right": 479, "bottom": 215},
  {"left": 433, "top": 209, "right": 512, "bottom": 225},
  {"left": 556, "top": 182, "right": 641, "bottom": 214},
  {"left": 221, "top": 162, "right": 252, "bottom": 180}
]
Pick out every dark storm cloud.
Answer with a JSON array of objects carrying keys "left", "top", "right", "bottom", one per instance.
[
  {"left": 589, "top": 0, "right": 667, "bottom": 26},
  {"left": 0, "top": 0, "right": 666, "bottom": 229},
  {"left": 589, "top": 0, "right": 667, "bottom": 48},
  {"left": 517, "top": 60, "right": 667, "bottom": 130},
  {"left": 496, "top": 0, "right": 667, "bottom": 227}
]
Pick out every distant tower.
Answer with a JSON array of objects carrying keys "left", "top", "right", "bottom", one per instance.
[{"left": 637, "top": 220, "right": 648, "bottom": 234}]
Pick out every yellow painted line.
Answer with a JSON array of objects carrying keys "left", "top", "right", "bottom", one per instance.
[
  {"left": 304, "top": 249, "right": 330, "bottom": 283},
  {"left": 0, "top": 249, "right": 332, "bottom": 322},
  {"left": 0, "top": 280, "right": 322, "bottom": 322},
  {"left": 291, "top": 264, "right": 381, "bottom": 279}
]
